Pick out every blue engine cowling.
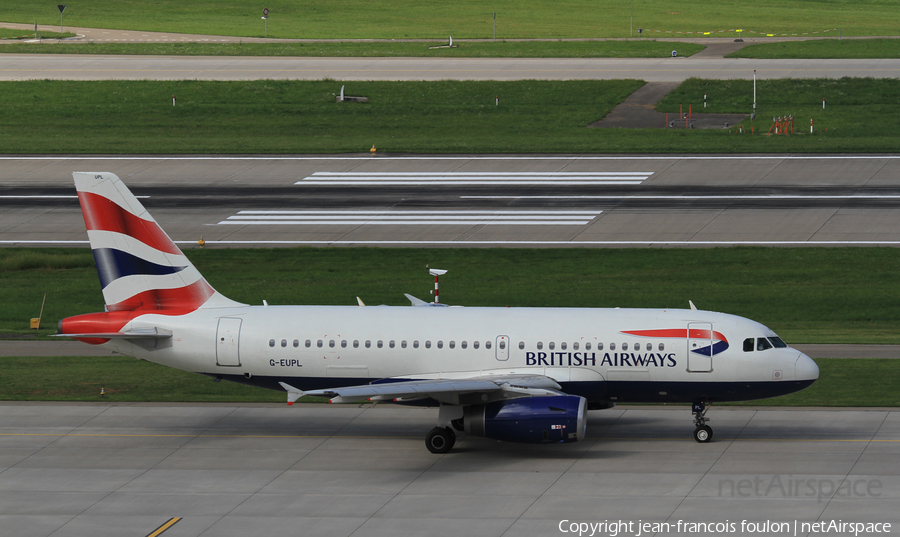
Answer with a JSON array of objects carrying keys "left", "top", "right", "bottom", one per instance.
[{"left": 462, "top": 395, "right": 587, "bottom": 444}]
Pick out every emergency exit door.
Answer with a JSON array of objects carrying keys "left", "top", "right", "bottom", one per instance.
[{"left": 216, "top": 318, "right": 242, "bottom": 366}]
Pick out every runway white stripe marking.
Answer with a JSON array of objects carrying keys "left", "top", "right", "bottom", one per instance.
[
  {"left": 297, "top": 170, "right": 652, "bottom": 186},
  {"left": 3, "top": 156, "right": 900, "bottom": 161},
  {"left": 221, "top": 209, "right": 601, "bottom": 226},
  {"left": 0, "top": 195, "right": 150, "bottom": 199}
]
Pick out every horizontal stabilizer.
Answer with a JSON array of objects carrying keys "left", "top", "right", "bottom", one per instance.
[{"left": 53, "top": 328, "right": 173, "bottom": 340}]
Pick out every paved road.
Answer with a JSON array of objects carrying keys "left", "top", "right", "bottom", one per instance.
[
  {"left": 2, "top": 155, "right": 900, "bottom": 247},
  {"left": 1, "top": 402, "right": 897, "bottom": 537},
  {"left": 2, "top": 54, "right": 900, "bottom": 82}
]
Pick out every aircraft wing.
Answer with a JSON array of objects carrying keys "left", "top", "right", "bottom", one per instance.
[{"left": 279, "top": 374, "right": 563, "bottom": 405}]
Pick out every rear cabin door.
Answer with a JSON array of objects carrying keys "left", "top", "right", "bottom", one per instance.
[
  {"left": 687, "top": 322, "right": 713, "bottom": 372},
  {"left": 216, "top": 318, "right": 242, "bottom": 367}
]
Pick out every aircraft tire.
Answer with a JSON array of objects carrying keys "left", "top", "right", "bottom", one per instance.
[
  {"left": 426, "top": 426, "right": 456, "bottom": 453},
  {"left": 693, "top": 425, "right": 713, "bottom": 443}
]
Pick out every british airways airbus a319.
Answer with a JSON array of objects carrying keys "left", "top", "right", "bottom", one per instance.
[{"left": 58, "top": 172, "right": 819, "bottom": 453}]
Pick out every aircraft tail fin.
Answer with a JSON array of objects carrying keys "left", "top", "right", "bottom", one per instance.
[{"left": 73, "top": 172, "right": 242, "bottom": 312}]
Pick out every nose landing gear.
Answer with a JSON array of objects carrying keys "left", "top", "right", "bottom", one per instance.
[{"left": 692, "top": 400, "right": 713, "bottom": 442}]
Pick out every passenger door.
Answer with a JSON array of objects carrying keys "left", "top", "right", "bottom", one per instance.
[
  {"left": 687, "top": 322, "right": 713, "bottom": 372},
  {"left": 216, "top": 318, "right": 242, "bottom": 367}
]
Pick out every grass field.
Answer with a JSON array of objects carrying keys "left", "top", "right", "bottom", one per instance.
[
  {"left": 0, "top": 29, "right": 74, "bottom": 40},
  {"left": 0, "top": 40, "right": 705, "bottom": 58},
  {"left": 730, "top": 38, "right": 900, "bottom": 59},
  {"left": 2, "top": 0, "right": 897, "bottom": 39},
  {"left": 0, "top": 356, "right": 894, "bottom": 406},
  {"left": 5, "top": 247, "right": 900, "bottom": 345},
  {"left": 2, "top": 78, "right": 900, "bottom": 154}
]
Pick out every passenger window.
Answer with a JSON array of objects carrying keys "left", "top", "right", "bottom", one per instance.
[
  {"left": 499, "top": 340, "right": 506, "bottom": 350},
  {"left": 413, "top": 340, "right": 419, "bottom": 348},
  {"left": 560, "top": 342, "right": 567, "bottom": 350},
  {"left": 622, "top": 342, "right": 628, "bottom": 351},
  {"left": 757, "top": 337, "right": 773, "bottom": 351},
  {"left": 518, "top": 341, "right": 524, "bottom": 350},
  {"left": 449, "top": 341, "right": 455, "bottom": 349},
  {"left": 389, "top": 340, "right": 395, "bottom": 348},
  {"left": 658, "top": 343, "right": 664, "bottom": 351},
  {"left": 646, "top": 343, "right": 652, "bottom": 351},
  {"left": 401, "top": 340, "right": 407, "bottom": 349},
  {"left": 437, "top": 341, "right": 443, "bottom": 349},
  {"left": 462, "top": 341, "right": 468, "bottom": 349},
  {"left": 305, "top": 340, "right": 311, "bottom": 348},
  {"left": 425, "top": 341, "right": 432, "bottom": 349},
  {"left": 586, "top": 342, "right": 591, "bottom": 350},
  {"left": 537, "top": 342, "right": 543, "bottom": 350},
  {"left": 329, "top": 340, "right": 335, "bottom": 348},
  {"left": 353, "top": 340, "right": 359, "bottom": 348},
  {"left": 365, "top": 340, "right": 371, "bottom": 348},
  {"left": 377, "top": 340, "right": 383, "bottom": 348},
  {"left": 486, "top": 341, "right": 492, "bottom": 349},
  {"left": 743, "top": 338, "right": 754, "bottom": 352},
  {"left": 293, "top": 340, "right": 299, "bottom": 348},
  {"left": 341, "top": 340, "right": 347, "bottom": 348},
  {"left": 549, "top": 342, "right": 555, "bottom": 350},
  {"left": 269, "top": 339, "right": 275, "bottom": 347},
  {"left": 610, "top": 343, "right": 615, "bottom": 351},
  {"left": 317, "top": 340, "right": 323, "bottom": 348},
  {"left": 573, "top": 342, "right": 579, "bottom": 350},
  {"left": 281, "top": 339, "right": 287, "bottom": 347},
  {"left": 473, "top": 341, "right": 479, "bottom": 349}
]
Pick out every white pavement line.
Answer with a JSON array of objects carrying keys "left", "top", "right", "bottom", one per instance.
[
  {"left": 312, "top": 172, "right": 652, "bottom": 176},
  {"left": 298, "top": 181, "right": 645, "bottom": 185},
  {"left": 0, "top": 195, "right": 149, "bottom": 199},
  {"left": 4, "top": 155, "right": 900, "bottom": 161},
  {"left": 462, "top": 195, "right": 900, "bottom": 200},
  {"left": 5, "top": 240, "right": 900, "bottom": 246},
  {"left": 217, "top": 220, "right": 593, "bottom": 225},
  {"left": 236, "top": 210, "right": 602, "bottom": 214},
  {"left": 298, "top": 171, "right": 651, "bottom": 185}
]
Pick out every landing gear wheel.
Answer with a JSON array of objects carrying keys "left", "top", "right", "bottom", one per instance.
[
  {"left": 425, "top": 426, "right": 456, "bottom": 454},
  {"left": 693, "top": 425, "right": 713, "bottom": 443}
]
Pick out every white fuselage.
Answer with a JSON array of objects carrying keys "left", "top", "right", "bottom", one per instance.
[{"left": 100, "top": 305, "right": 818, "bottom": 405}]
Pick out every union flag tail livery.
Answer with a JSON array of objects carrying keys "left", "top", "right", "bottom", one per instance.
[
  {"left": 58, "top": 172, "right": 818, "bottom": 453},
  {"left": 73, "top": 172, "right": 239, "bottom": 312}
]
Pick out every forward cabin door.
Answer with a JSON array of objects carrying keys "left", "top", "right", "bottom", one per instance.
[
  {"left": 216, "top": 318, "right": 242, "bottom": 367},
  {"left": 687, "top": 322, "right": 713, "bottom": 372}
]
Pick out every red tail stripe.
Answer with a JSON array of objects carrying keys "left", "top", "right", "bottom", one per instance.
[
  {"left": 78, "top": 192, "right": 180, "bottom": 255},
  {"left": 61, "top": 309, "right": 196, "bottom": 345},
  {"left": 107, "top": 280, "right": 215, "bottom": 312}
]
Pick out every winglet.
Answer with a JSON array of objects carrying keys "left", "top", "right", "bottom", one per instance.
[
  {"left": 357, "top": 296, "right": 366, "bottom": 307},
  {"left": 689, "top": 300, "right": 698, "bottom": 311},
  {"left": 278, "top": 382, "right": 305, "bottom": 405},
  {"left": 404, "top": 293, "right": 428, "bottom": 306}
]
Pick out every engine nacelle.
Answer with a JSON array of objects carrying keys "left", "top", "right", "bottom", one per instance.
[{"left": 461, "top": 395, "right": 587, "bottom": 444}]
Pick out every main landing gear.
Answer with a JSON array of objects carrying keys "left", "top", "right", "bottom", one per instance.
[
  {"left": 425, "top": 426, "right": 456, "bottom": 454},
  {"left": 692, "top": 400, "right": 713, "bottom": 443}
]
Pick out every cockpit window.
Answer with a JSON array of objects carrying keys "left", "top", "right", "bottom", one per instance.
[
  {"left": 756, "top": 337, "right": 773, "bottom": 351},
  {"left": 768, "top": 337, "right": 788, "bottom": 348},
  {"left": 743, "top": 338, "right": 754, "bottom": 352}
]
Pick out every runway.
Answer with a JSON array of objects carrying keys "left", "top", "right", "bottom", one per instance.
[
  {"left": 2, "top": 55, "right": 900, "bottom": 82},
  {"left": 0, "top": 402, "right": 896, "bottom": 537},
  {"left": 2, "top": 155, "right": 900, "bottom": 247}
]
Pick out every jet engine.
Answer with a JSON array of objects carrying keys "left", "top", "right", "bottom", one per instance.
[{"left": 458, "top": 395, "right": 587, "bottom": 444}]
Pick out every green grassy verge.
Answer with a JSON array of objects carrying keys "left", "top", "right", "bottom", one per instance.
[
  {"left": 0, "top": 356, "right": 894, "bottom": 406},
  {"left": 0, "top": 40, "right": 704, "bottom": 58},
  {"left": 727, "top": 359, "right": 900, "bottom": 407},
  {"left": 2, "top": 78, "right": 900, "bottom": 153},
  {"left": 0, "top": 29, "right": 75, "bottom": 39},
  {"left": 6, "top": 247, "right": 900, "bottom": 344},
  {"left": 729, "top": 38, "right": 900, "bottom": 59},
  {"left": 2, "top": 0, "right": 896, "bottom": 38}
]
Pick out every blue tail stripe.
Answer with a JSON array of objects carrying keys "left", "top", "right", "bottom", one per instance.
[{"left": 92, "top": 248, "right": 187, "bottom": 289}]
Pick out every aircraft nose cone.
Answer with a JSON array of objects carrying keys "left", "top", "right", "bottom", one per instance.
[{"left": 795, "top": 352, "right": 819, "bottom": 381}]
